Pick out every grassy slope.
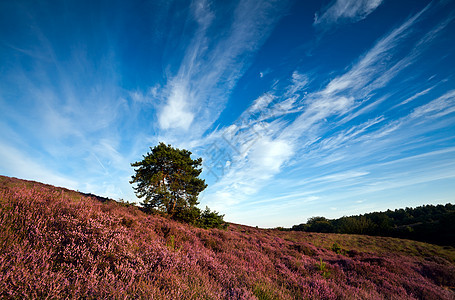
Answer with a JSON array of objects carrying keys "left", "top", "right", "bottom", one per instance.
[{"left": 1, "top": 175, "right": 454, "bottom": 299}]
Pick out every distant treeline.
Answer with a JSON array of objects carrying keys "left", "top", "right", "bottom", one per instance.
[{"left": 290, "top": 203, "right": 455, "bottom": 247}]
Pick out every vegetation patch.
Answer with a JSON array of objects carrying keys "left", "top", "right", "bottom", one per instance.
[{"left": 1, "top": 175, "right": 455, "bottom": 299}]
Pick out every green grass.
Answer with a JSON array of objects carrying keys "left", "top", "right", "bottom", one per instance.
[{"left": 277, "top": 230, "right": 455, "bottom": 263}]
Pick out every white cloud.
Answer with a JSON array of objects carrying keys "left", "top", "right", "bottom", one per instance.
[
  {"left": 396, "top": 87, "right": 435, "bottom": 107},
  {"left": 286, "top": 71, "right": 309, "bottom": 96},
  {"left": 192, "top": 0, "right": 214, "bottom": 28},
  {"left": 340, "top": 95, "right": 388, "bottom": 124},
  {"left": 156, "top": 0, "right": 288, "bottom": 137},
  {"left": 282, "top": 4, "right": 432, "bottom": 136},
  {"left": 317, "top": 116, "right": 384, "bottom": 151},
  {"left": 285, "top": 11, "right": 424, "bottom": 135},
  {"left": 349, "top": 161, "right": 455, "bottom": 197},
  {"left": 371, "top": 147, "right": 455, "bottom": 169},
  {"left": 410, "top": 90, "right": 455, "bottom": 119},
  {"left": 250, "top": 93, "right": 275, "bottom": 113},
  {"left": 129, "top": 91, "right": 145, "bottom": 103},
  {"left": 201, "top": 123, "right": 294, "bottom": 210},
  {"left": 320, "top": 7, "right": 425, "bottom": 98},
  {"left": 281, "top": 95, "right": 354, "bottom": 141},
  {"left": 158, "top": 81, "right": 195, "bottom": 131},
  {"left": 205, "top": 3, "right": 455, "bottom": 225},
  {"left": 314, "top": 0, "right": 384, "bottom": 27},
  {"left": 314, "top": 171, "right": 370, "bottom": 183},
  {"left": 248, "top": 137, "right": 293, "bottom": 172}
]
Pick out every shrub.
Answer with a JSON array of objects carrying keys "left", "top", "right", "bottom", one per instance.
[
  {"left": 315, "top": 258, "right": 331, "bottom": 279},
  {"left": 174, "top": 206, "right": 202, "bottom": 225},
  {"left": 331, "top": 242, "right": 343, "bottom": 254},
  {"left": 197, "top": 207, "right": 228, "bottom": 230}
]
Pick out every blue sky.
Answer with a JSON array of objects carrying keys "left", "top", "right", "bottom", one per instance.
[{"left": 1, "top": 0, "right": 454, "bottom": 227}]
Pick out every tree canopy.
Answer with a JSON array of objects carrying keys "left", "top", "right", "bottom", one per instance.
[
  {"left": 130, "top": 143, "right": 207, "bottom": 217},
  {"left": 290, "top": 203, "right": 455, "bottom": 246}
]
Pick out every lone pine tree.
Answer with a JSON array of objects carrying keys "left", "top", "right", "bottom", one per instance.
[{"left": 130, "top": 143, "right": 207, "bottom": 217}]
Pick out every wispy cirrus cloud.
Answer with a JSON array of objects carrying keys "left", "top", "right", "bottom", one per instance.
[
  {"left": 321, "top": 4, "right": 428, "bottom": 97},
  {"left": 314, "top": 0, "right": 384, "bottom": 28},
  {"left": 395, "top": 86, "right": 435, "bottom": 108},
  {"left": 201, "top": 3, "right": 455, "bottom": 225},
  {"left": 409, "top": 90, "right": 455, "bottom": 119},
  {"left": 157, "top": 0, "right": 289, "bottom": 136},
  {"left": 279, "top": 8, "right": 425, "bottom": 139}
]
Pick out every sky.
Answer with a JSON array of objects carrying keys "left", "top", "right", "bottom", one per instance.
[{"left": 1, "top": 0, "right": 454, "bottom": 228}]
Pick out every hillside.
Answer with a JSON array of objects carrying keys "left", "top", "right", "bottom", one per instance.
[{"left": 1, "top": 175, "right": 455, "bottom": 299}]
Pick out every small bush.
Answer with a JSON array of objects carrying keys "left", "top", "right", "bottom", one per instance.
[
  {"left": 331, "top": 242, "right": 343, "bottom": 254},
  {"left": 197, "top": 207, "right": 228, "bottom": 230},
  {"left": 173, "top": 206, "right": 228, "bottom": 229},
  {"left": 317, "top": 258, "right": 331, "bottom": 279},
  {"left": 174, "top": 206, "right": 202, "bottom": 225}
]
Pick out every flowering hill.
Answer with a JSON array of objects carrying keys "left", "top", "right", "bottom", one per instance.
[{"left": 1, "top": 175, "right": 454, "bottom": 299}]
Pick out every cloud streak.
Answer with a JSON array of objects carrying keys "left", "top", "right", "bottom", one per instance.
[
  {"left": 157, "top": 0, "right": 289, "bottom": 137},
  {"left": 314, "top": 0, "right": 384, "bottom": 28}
]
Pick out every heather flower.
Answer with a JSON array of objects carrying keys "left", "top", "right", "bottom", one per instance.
[{"left": 1, "top": 175, "right": 454, "bottom": 299}]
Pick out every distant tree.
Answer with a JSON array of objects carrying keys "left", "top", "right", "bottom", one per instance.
[
  {"left": 291, "top": 223, "right": 307, "bottom": 231},
  {"left": 306, "top": 216, "right": 334, "bottom": 233},
  {"left": 338, "top": 216, "right": 376, "bottom": 234},
  {"left": 290, "top": 203, "right": 455, "bottom": 246},
  {"left": 130, "top": 143, "right": 207, "bottom": 218}
]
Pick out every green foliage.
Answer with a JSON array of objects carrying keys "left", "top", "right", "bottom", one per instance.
[
  {"left": 172, "top": 205, "right": 228, "bottom": 229},
  {"left": 338, "top": 216, "right": 377, "bottom": 234},
  {"left": 130, "top": 143, "right": 207, "bottom": 218},
  {"left": 316, "top": 258, "right": 331, "bottom": 279},
  {"left": 301, "top": 216, "right": 334, "bottom": 233},
  {"left": 291, "top": 203, "right": 455, "bottom": 246},
  {"left": 331, "top": 242, "right": 343, "bottom": 254},
  {"left": 197, "top": 207, "right": 228, "bottom": 230},
  {"left": 174, "top": 206, "right": 202, "bottom": 225},
  {"left": 274, "top": 227, "right": 289, "bottom": 231}
]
